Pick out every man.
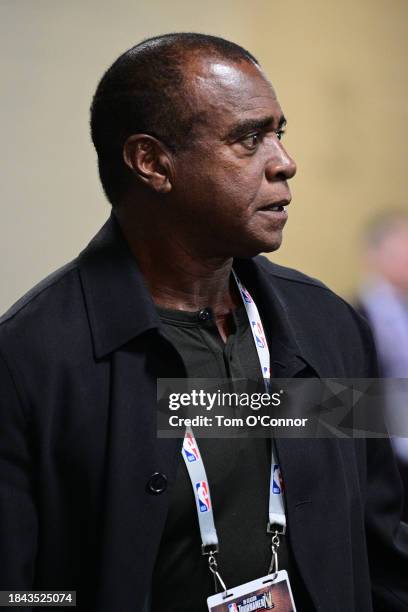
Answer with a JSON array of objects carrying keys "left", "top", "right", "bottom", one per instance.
[
  {"left": 0, "top": 33, "right": 407, "bottom": 611},
  {"left": 358, "top": 210, "right": 408, "bottom": 520}
]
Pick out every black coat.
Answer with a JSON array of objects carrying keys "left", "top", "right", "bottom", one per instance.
[{"left": 0, "top": 215, "right": 407, "bottom": 611}]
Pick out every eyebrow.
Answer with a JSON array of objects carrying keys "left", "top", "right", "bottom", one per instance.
[{"left": 224, "top": 114, "right": 287, "bottom": 141}]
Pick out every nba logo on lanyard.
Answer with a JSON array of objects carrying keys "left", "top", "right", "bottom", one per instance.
[
  {"left": 240, "top": 286, "right": 253, "bottom": 304},
  {"left": 196, "top": 481, "right": 211, "bottom": 512},
  {"left": 183, "top": 432, "right": 199, "bottom": 462},
  {"left": 251, "top": 320, "right": 266, "bottom": 349},
  {"left": 272, "top": 464, "right": 283, "bottom": 494}
]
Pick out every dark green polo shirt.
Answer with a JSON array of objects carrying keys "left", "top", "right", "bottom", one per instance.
[{"left": 151, "top": 304, "right": 310, "bottom": 611}]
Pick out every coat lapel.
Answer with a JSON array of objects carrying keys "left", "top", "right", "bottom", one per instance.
[
  {"left": 235, "top": 257, "right": 356, "bottom": 609},
  {"left": 96, "top": 343, "right": 183, "bottom": 610},
  {"left": 275, "top": 437, "right": 356, "bottom": 610}
]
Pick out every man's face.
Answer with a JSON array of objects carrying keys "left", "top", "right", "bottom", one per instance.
[{"left": 170, "top": 56, "right": 297, "bottom": 258}]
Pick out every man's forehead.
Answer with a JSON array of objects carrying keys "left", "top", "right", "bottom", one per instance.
[{"left": 185, "top": 56, "right": 281, "bottom": 127}]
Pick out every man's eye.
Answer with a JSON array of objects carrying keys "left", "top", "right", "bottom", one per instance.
[
  {"left": 276, "top": 129, "right": 286, "bottom": 141},
  {"left": 241, "top": 133, "right": 261, "bottom": 150}
]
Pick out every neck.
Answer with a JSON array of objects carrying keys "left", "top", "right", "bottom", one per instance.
[{"left": 115, "top": 209, "right": 241, "bottom": 316}]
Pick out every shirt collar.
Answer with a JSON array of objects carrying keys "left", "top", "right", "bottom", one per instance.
[{"left": 78, "top": 213, "right": 321, "bottom": 376}]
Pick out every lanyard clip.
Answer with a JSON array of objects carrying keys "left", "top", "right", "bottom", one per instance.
[
  {"left": 206, "top": 550, "right": 230, "bottom": 599},
  {"left": 201, "top": 543, "right": 219, "bottom": 556},
  {"left": 267, "top": 521, "right": 286, "bottom": 535},
  {"left": 268, "top": 530, "right": 281, "bottom": 577}
]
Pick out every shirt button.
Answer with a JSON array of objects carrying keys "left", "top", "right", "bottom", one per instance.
[
  {"left": 198, "top": 308, "right": 212, "bottom": 322},
  {"left": 146, "top": 472, "right": 168, "bottom": 494}
]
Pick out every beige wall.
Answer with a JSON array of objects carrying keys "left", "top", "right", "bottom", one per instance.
[{"left": 1, "top": 0, "right": 407, "bottom": 313}]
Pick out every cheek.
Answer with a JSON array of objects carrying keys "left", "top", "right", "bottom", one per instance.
[
  {"left": 211, "top": 162, "right": 264, "bottom": 216},
  {"left": 175, "top": 149, "right": 264, "bottom": 221}
]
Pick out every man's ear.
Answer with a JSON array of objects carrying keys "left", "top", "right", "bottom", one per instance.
[{"left": 123, "top": 134, "right": 173, "bottom": 193}]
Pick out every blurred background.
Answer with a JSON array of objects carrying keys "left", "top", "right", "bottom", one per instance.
[{"left": 0, "top": 0, "right": 407, "bottom": 313}]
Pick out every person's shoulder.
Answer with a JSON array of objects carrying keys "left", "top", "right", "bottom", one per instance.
[
  {"left": 254, "top": 255, "right": 334, "bottom": 293},
  {"left": 254, "top": 255, "right": 374, "bottom": 340},
  {"left": 0, "top": 260, "right": 79, "bottom": 326},
  {"left": 253, "top": 256, "right": 378, "bottom": 376},
  {"left": 0, "top": 260, "right": 82, "bottom": 354}
]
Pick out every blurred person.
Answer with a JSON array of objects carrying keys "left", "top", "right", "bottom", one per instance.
[
  {"left": 0, "top": 33, "right": 407, "bottom": 612},
  {"left": 359, "top": 210, "right": 408, "bottom": 518}
]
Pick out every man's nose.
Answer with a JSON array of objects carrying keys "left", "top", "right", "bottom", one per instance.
[{"left": 265, "top": 141, "right": 297, "bottom": 182}]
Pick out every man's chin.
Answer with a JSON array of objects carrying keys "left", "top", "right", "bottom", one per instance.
[
  {"left": 261, "top": 237, "right": 283, "bottom": 254},
  {"left": 240, "top": 233, "right": 283, "bottom": 258}
]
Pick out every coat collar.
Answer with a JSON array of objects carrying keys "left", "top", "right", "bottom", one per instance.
[
  {"left": 233, "top": 256, "right": 322, "bottom": 377},
  {"left": 77, "top": 213, "right": 160, "bottom": 359},
  {"left": 78, "top": 213, "right": 321, "bottom": 376}
]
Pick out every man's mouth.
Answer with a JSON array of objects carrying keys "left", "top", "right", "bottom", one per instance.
[{"left": 258, "top": 199, "right": 290, "bottom": 213}]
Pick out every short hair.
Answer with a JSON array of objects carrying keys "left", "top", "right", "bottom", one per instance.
[
  {"left": 90, "top": 33, "right": 259, "bottom": 206},
  {"left": 363, "top": 209, "right": 408, "bottom": 248}
]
